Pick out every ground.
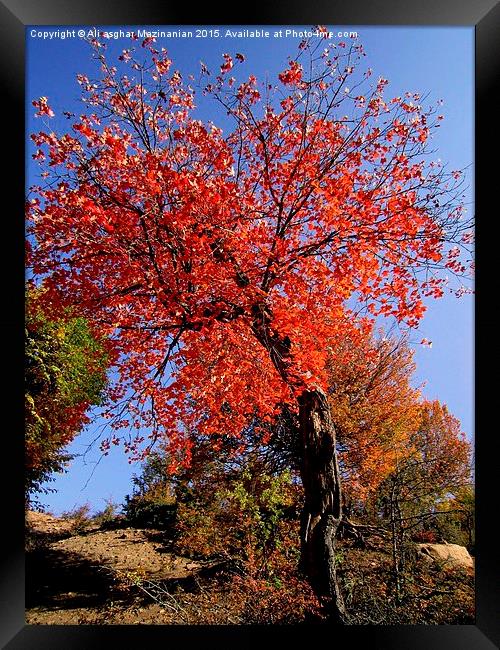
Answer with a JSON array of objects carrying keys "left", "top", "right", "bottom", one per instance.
[
  {"left": 26, "top": 510, "right": 231, "bottom": 625},
  {"left": 25, "top": 510, "right": 475, "bottom": 625}
]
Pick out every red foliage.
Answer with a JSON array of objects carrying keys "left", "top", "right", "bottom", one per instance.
[
  {"left": 26, "top": 37, "right": 472, "bottom": 464},
  {"left": 412, "top": 530, "right": 438, "bottom": 543}
]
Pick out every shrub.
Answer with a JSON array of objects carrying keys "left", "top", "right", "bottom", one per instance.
[
  {"left": 227, "top": 572, "right": 323, "bottom": 624},
  {"left": 412, "top": 529, "right": 438, "bottom": 543},
  {"left": 174, "top": 468, "right": 299, "bottom": 566},
  {"left": 60, "top": 503, "right": 93, "bottom": 534},
  {"left": 93, "top": 500, "right": 120, "bottom": 527},
  {"left": 123, "top": 495, "right": 177, "bottom": 529},
  {"left": 122, "top": 453, "right": 178, "bottom": 529}
]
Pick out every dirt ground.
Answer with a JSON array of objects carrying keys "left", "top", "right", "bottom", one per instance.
[
  {"left": 25, "top": 511, "right": 475, "bottom": 625},
  {"left": 25, "top": 511, "right": 221, "bottom": 625}
]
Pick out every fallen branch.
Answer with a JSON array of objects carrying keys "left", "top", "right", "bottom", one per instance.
[{"left": 339, "top": 518, "right": 389, "bottom": 547}]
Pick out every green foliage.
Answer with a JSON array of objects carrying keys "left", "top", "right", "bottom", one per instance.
[
  {"left": 25, "top": 287, "right": 108, "bottom": 502},
  {"left": 454, "top": 484, "right": 475, "bottom": 551},
  {"left": 123, "top": 495, "right": 177, "bottom": 530},
  {"left": 125, "top": 451, "right": 174, "bottom": 499},
  {"left": 123, "top": 452, "right": 177, "bottom": 529},
  {"left": 429, "top": 485, "right": 475, "bottom": 551},
  {"left": 175, "top": 466, "right": 299, "bottom": 569},
  {"left": 218, "top": 468, "right": 295, "bottom": 551},
  {"left": 93, "top": 499, "right": 120, "bottom": 527}
]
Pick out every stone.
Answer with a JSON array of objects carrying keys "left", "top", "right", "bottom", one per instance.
[{"left": 416, "top": 542, "right": 473, "bottom": 569}]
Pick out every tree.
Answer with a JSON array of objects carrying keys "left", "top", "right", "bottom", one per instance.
[
  {"left": 26, "top": 33, "right": 473, "bottom": 620},
  {"left": 444, "top": 483, "right": 475, "bottom": 551},
  {"left": 327, "top": 330, "right": 421, "bottom": 507},
  {"left": 25, "top": 285, "right": 108, "bottom": 504},
  {"left": 373, "top": 400, "right": 472, "bottom": 597}
]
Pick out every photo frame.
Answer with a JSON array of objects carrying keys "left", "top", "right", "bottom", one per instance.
[{"left": 3, "top": 0, "right": 498, "bottom": 646}]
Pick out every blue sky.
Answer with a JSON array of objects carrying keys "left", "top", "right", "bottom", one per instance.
[{"left": 26, "top": 26, "right": 474, "bottom": 514}]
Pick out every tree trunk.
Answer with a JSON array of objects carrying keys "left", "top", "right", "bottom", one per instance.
[
  {"left": 298, "top": 388, "right": 348, "bottom": 623},
  {"left": 249, "top": 304, "right": 347, "bottom": 620}
]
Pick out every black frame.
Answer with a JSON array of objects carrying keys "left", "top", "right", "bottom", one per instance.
[{"left": 4, "top": 0, "right": 499, "bottom": 647}]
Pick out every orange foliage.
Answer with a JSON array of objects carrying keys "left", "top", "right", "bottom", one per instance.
[
  {"left": 327, "top": 329, "right": 421, "bottom": 501},
  {"left": 409, "top": 399, "right": 472, "bottom": 493}
]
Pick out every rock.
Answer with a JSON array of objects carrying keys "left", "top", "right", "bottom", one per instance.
[{"left": 416, "top": 542, "right": 473, "bottom": 569}]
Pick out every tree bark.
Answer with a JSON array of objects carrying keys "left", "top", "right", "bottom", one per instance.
[
  {"left": 298, "top": 388, "right": 348, "bottom": 623},
  {"left": 249, "top": 303, "right": 347, "bottom": 621}
]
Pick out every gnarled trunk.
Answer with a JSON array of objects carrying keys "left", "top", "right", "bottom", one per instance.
[
  {"left": 249, "top": 304, "right": 347, "bottom": 621},
  {"left": 298, "top": 388, "right": 347, "bottom": 623}
]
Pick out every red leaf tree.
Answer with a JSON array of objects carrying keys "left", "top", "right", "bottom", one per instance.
[{"left": 27, "top": 35, "right": 473, "bottom": 621}]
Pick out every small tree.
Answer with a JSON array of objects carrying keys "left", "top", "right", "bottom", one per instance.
[
  {"left": 443, "top": 483, "right": 475, "bottom": 551},
  {"left": 122, "top": 449, "right": 177, "bottom": 528}
]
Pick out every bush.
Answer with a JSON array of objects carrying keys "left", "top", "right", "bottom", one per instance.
[
  {"left": 174, "top": 468, "right": 299, "bottom": 565},
  {"left": 93, "top": 500, "right": 120, "bottom": 527},
  {"left": 122, "top": 452, "right": 178, "bottom": 529},
  {"left": 123, "top": 492, "right": 176, "bottom": 529},
  {"left": 412, "top": 529, "right": 438, "bottom": 543},
  {"left": 227, "top": 572, "right": 322, "bottom": 624},
  {"left": 60, "top": 503, "right": 93, "bottom": 534}
]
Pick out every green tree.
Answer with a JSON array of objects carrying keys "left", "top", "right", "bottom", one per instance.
[
  {"left": 25, "top": 287, "right": 108, "bottom": 504},
  {"left": 431, "top": 483, "right": 475, "bottom": 551}
]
